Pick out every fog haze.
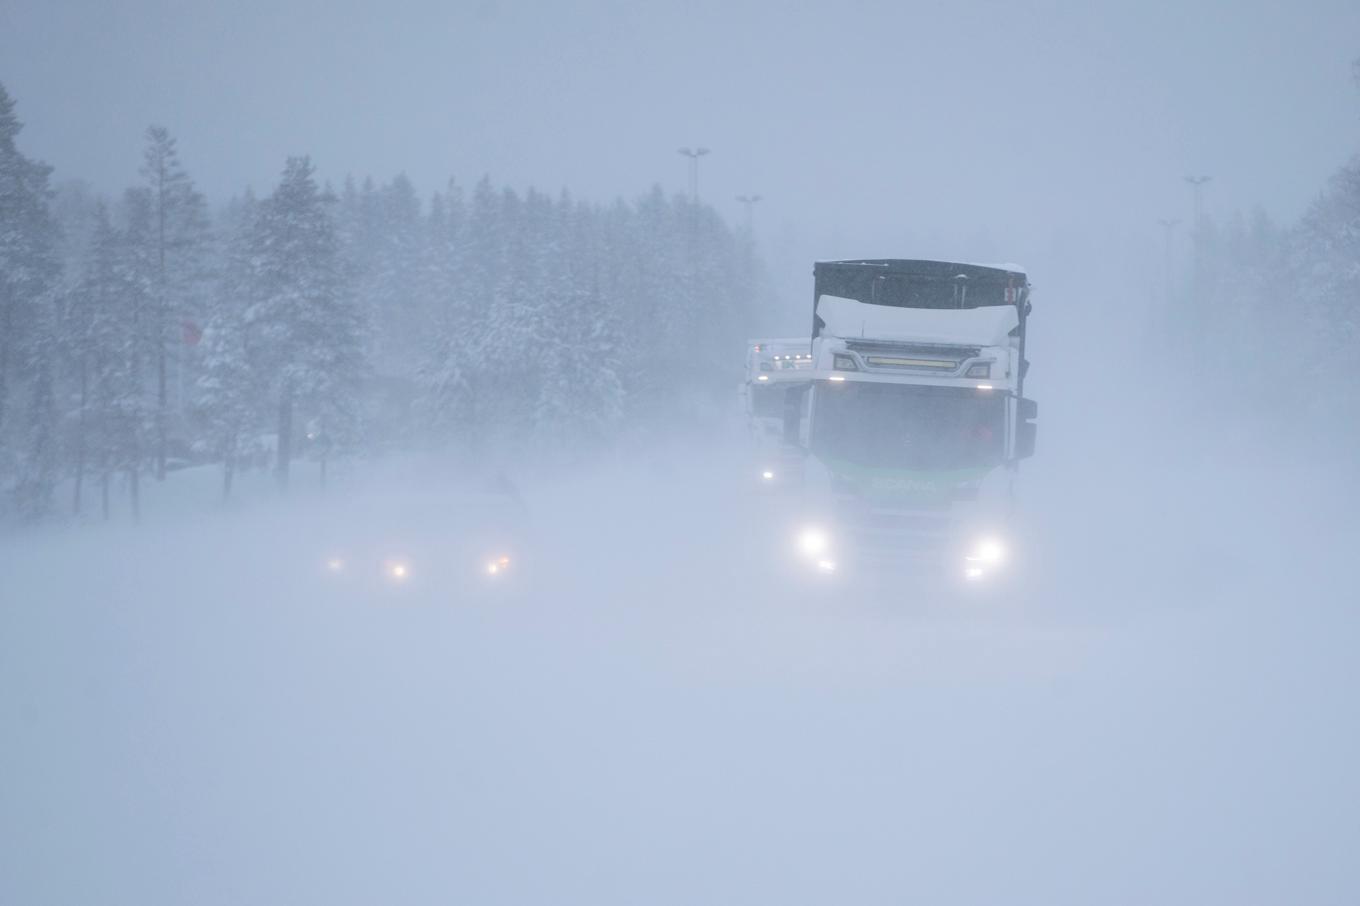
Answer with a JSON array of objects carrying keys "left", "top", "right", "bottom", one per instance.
[
  {"left": 5, "top": 0, "right": 1358, "bottom": 274},
  {"left": 3, "top": 2, "right": 1360, "bottom": 904}
]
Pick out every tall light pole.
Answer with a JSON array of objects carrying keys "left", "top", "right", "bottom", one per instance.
[
  {"left": 1184, "top": 175, "right": 1212, "bottom": 226},
  {"left": 734, "top": 194, "right": 763, "bottom": 233},
  {"left": 1183, "top": 176, "right": 1212, "bottom": 368},
  {"left": 677, "top": 147, "right": 710, "bottom": 203},
  {"left": 1157, "top": 217, "right": 1181, "bottom": 306}
]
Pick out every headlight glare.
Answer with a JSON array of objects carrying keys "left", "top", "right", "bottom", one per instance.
[{"left": 798, "top": 527, "right": 829, "bottom": 557}]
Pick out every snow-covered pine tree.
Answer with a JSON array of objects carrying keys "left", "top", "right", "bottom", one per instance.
[
  {"left": 368, "top": 174, "right": 425, "bottom": 378},
  {"left": 415, "top": 180, "right": 475, "bottom": 449},
  {"left": 195, "top": 310, "right": 258, "bottom": 500},
  {"left": 0, "top": 82, "right": 61, "bottom": 516},
  {"left": 244, "top": 157, "right": 364, "bottom": 490},
  {"left": 139, "top": 125, "right": 210, "bottom": 480},
  {"left": 1291, "top": 153, "right": 1360, "bottom": 433},
  {"left": 69, "top": 202, "right": 146, "bottom": 520},
  {"left": 194, "top": 190, "right": 261, "bottom": 499},
  {"left": 12, "top": 331, "right": 58, "bottom": 521},
  {"left": 429, "top": 175, "right": 501, "bottom": 455},
  {"left": 533, "top": 191, "right": 623, "bottom": 455},
  {"left": 115, "top": 187, "right": 160, "bottom": 519}
]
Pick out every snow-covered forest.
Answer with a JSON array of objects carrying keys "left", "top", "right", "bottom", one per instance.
[
  {"left": 1146, "top": 165, "right": 1360, "bottom": 444},
  {"left": 3, "top": 54, "right": 1360, "bottom": 528},
  {"left": 0, "top": 81, "right": 766, "bottom": 523}
]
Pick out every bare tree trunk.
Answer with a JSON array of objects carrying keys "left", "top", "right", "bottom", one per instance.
[
  {"left": 156, "top": 338, "right": 167, "bottom": 480},
  {"left": 72, "top": 361, "right": 88, "bottom": 515},
  {"left": 222, "top": 454, "right": 234, "bottom": 501},
  {"left": 0, "top": 296, "right": 11, "bottom": 435},
  {"left": 155, "top": 155, "right": 168, "bottom": 482},
  {"left": 129, "top": 467, "right": 140, "bottom": 524},
  {"left": 275, "top": 385, "right": 293, "bottom": 492}
]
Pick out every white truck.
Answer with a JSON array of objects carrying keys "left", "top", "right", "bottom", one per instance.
[{"left": 785, "top": 259, "right": 1037, "bottom": 584}]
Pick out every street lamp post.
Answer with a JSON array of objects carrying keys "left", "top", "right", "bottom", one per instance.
[
  {"left": 1184, "top": 175, "right": 1212, "bottom": 226},
  {"left": 1157, "top": 217, "right": 1181, "bottom": 306},
  {"left": 677, "top": 147, "right": 710, "bottom": 203},
  {"left": 735, "top": 194, "right": 763, "bottom": 233},
  {"left": 1182, "top": 176, "right": 1212, "bottom": 374}
]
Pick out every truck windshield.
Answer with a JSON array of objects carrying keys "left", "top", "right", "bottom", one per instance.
[{"left": 811, "top": 383, "right": 1005, "bottom": 470}]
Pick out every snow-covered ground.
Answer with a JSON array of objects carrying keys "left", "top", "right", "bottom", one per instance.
[{"left": 3, "top": 434, "right": 1358, "bottom": 905}]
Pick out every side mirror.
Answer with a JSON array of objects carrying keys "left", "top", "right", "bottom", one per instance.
[
  {"left": 1018, "top": 397, "right": 1038, "bottom": 420},
  {"left": 1015, "top": 421, "right": 1037, "bottom": 460}
]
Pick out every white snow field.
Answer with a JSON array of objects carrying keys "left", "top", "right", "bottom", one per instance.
[{"left": 2, "top": 425, "right": 1358, "bottom": 906}]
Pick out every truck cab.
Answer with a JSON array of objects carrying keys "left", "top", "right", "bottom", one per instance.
[{"left": 788, "top": 260, "right": 1037, "bottom": 584}]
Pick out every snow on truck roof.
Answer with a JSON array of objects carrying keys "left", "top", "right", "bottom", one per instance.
[{"left": 811, "top": 259, "right": 1030, "bottom": 342}]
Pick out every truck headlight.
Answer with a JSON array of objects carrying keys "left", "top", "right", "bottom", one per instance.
[
  {"left": 798, "top": 527, "right": 830, "bottom": 557},
  {"left": 832, "top": 353, "right": 858, "bottom": 371},
  {"left": 965, "top": 537, "right": 1006, "bottom": 565}
]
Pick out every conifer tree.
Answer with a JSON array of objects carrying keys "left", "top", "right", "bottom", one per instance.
[
  {"left": 0, "top": 82, "right": 60, "bottom": 508},
  {"left": 139, "top": 125, "right": 209, "bottom": 480},
  {"left": 243, "top": 157, "right": 364, "bottom": 489}
]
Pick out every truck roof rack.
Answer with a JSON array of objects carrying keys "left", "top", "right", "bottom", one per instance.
[
  {"left": 814, "top": 260, "right": 1029, "bottom": 313},
  {"left": 815, "top": 259, "right": 1027, "bottom": 283}
]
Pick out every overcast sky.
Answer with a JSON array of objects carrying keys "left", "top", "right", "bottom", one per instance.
[{"left": 3, "top": 0, "right": 1358, "bottom": 307}]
